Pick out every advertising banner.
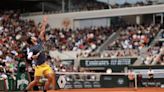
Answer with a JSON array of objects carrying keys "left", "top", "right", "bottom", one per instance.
[
  {"left": 56, "top": 74, "right": 129, "bottom": 89},
  {"left": 56, "top": 74, "right": 101, "bottom": 89},
  {"left": 100, "top": 75, "right": 128, "bottom": 88},
  {"left": 80, "top": 58, "right": 137, "bottom": 72}
]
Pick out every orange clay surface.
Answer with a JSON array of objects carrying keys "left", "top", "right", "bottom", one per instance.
[{"left": 30, "top": 88, "right": 164, "bottom": 92}]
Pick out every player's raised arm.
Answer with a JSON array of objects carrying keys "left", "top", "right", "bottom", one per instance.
[{"left": 39, "top": 16, "right": 48, "bottom": 41}]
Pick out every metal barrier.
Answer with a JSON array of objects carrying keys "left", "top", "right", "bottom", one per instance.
[
  {"left": 8, "top": 77, "right": 17, "bottom": 91},
  {"left": 0, "top": 78, "right": 7, "bottom": 91}
]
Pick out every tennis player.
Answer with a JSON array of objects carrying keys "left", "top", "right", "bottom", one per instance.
[{"left": 25, "top": 16, "right": 54, "bottom": 92}]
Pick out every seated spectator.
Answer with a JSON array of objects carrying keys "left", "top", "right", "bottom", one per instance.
[
  {"left": 144, "top": 54, "right": 153, "bottom": 65},
  {"left": 137, "top": 72, "right": 143, "bottom": 87},
  {"left": 147, "top": 68, "right": 155, "bottom": 87},
  {"left": 128, "top": 69, "right": 135, "bottom": 88}
]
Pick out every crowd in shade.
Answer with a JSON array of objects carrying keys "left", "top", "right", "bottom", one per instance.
[
  {"left": 108, "top": 0, "right": 159, "bottom": 9},
  {"left": 43, "top": 0, "right": 161, "bottom": 14},
  {"left": 69, "top": 0, "right": 109, "bottom": 12}
]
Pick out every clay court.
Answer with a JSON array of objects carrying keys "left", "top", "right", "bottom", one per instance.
[{"left": 33, "top": 88, "right": 164, "bottom": 92}]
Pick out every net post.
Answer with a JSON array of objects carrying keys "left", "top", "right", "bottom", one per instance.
[{"left": 134, "top": 73, "right": 138, "bottom": 89}]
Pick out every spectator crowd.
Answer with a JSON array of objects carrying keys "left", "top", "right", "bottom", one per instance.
[
  {"left": 107, "top": 24, "right": 161, "bottom": 50},
  {"left": 0, "top": 10, "right": 114, "bottom": 74}
]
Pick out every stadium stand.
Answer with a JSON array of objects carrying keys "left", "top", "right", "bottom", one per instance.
[
  {"left": 106, "top": 24, "right": 161, "bottom": 50},
  {"left": 47, "top": 27, "right": 113, "bottom": 51}
]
